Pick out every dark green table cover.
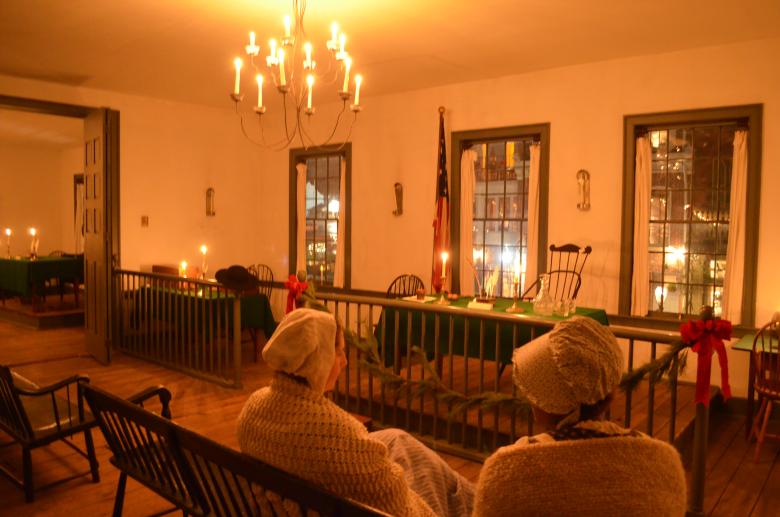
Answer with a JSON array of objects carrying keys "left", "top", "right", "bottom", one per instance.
[
  {"left": 377, "top": 297, "right": 609, "bottom": 366},
  {"left": 0, "top": 256, "right": 83, "bottom": 297},
  {"left": 132, "top": 286, "right": 277, "bottom": 338}
]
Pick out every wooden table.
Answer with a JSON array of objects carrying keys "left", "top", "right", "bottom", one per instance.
[
  {"left": 731, "top": 333, "right": 779, "bottom": 437},
  {"left": 0, "top": 256, "right": 83, "bottom": 311}
]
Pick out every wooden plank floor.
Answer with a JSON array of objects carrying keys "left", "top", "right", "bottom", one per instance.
[{"left": 1, "top": 321, "right": 778, "bottom": 516}]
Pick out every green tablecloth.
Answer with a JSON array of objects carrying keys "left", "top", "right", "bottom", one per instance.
[
  {"left": 132, "top": 286, "right": 277, "bottom": 337},
  {"left": 731, "top": 333, "right": 778, "bottom": 353},
  {"left": 0, "top": 256, "right": 83, "bottom": 297},
  {"left": 376, "top": 297, "right": 609, "bottom": 366}
]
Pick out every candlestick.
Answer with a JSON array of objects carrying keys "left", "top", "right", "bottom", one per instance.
[
  {"left": 354, "top": 75, "right": 362, "bottom": 105},
  {"left": 320, "top": 263, "right": 324, "bottom": 284},
  {"left": 278, "top": 49, "right": 286, "bottom": 87},
  {"left": 342, "top": 57, "right": 351, "bottom": 92},
  {"left": 233, "top": 57, "right": 242, "bottom": 95},
  {"left": 4, "top": 228, "right": 10, "bottom": 258},
  {"left": 506, "top": 278, "right": 525, "bottom": 313},
  {"left": 199, "top": 245, "right": 208, "bottom": 279},
  {"left": 267, "top": 39, "right": 278, "bottom": 66},
  {"left": 180, "top": 260, "right": 188, "bottom": 278},
  {"left": 29, "top": 228, "right": 38, "bottom": 260}
]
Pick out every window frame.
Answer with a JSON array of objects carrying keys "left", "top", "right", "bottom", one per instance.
[
  {"left": 450, "top": 124, "right": 550, "bottom": 294},
  {"left": 288, "top": 143, "right": 352, "bottom": 289},
  {"left": 618, "top": 105, "right": 762, "bottom": 327}
]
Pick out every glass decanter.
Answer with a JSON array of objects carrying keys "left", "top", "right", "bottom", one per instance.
[{"left": 532, "top": 273, "right": 554, "bottom": 316}]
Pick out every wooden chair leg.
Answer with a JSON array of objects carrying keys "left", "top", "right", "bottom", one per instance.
[
  {"left": 750, "top": 397, "right": 768, "bottom": 442},
  {"left": 113, "top": 472, "right": 128, "bottom": 517},
  {"left": 84, "top": 428, "right": 100, "bottom": 482},
  {"left": 22, "top": 446, "right": 33, "bottom": 503},
  {"left": 754, "top": 400, "right": 773, "bottom": 463}
]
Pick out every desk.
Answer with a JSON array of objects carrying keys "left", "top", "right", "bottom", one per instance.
[
  {"left": 377, "top": 297, "right": 608, "bottom": 367},
  {"left": 731, "top": 333, "right": 779, "bottom": 437},
  {"left": 0, "top": 256, "right": 83, "bottom": 310}
]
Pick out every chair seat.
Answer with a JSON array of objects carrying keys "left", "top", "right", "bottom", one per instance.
[{"left": 12, "top": 372, "right": 94, "bottom": 440}]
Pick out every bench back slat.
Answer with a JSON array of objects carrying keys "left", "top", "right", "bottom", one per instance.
[
  {"left": 0, "top": 366, "right": 33, "bottom": 441},
  {"left": 84, "top": 384, "right": 389, "bottom": 517}
]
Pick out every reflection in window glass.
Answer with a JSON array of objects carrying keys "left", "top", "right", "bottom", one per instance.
[
  {"left": 647, "top": 124, "right": 735, "bottom": 316},
  {"left": 471, "top": 138, "right": 534, "bottom": 297},
  {"left": 304, "top": 153, "right": 341, "bottom": 285}
]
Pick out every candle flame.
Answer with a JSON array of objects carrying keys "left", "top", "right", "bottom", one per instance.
[
  {"left": 29, "top": 228, "right": 37, "bottom": 236},
  {"left": 4, "top": 228, "right": 10, "bottom": 236},
  {"left": 200, "top": 244, "right": 207, "bottom": 255}
]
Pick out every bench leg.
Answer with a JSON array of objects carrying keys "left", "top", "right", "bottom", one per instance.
[
  {"left": 113, "top": 472, "right": 128, "bottom": 517},
  {"left": 22, "top": 446, "right": 33, "bottom": 503},
  {"left": 84, "top": 429, "right": 100, "bottom": 482}
]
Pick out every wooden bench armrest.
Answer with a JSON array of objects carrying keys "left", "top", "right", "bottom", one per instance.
[
  {"left": 13, "top": 374, "right": 90, "bottom": 397},
  {"left": 128, "top": 386, "right": 172, "bottom": 419}
]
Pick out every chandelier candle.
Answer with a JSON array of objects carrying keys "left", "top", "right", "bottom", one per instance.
[
  {"left": 200, "top": 244, "right": 208, "bottom": 279},
  {"left": 180, "top": 261, "right": 188, "bottom": 278},
  {"left": 230, "top": 1, "right": 364, "bottom": 149}
]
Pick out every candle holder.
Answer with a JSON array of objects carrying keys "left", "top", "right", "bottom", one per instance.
[
  {"left": 230, "top": 93, "right": 244, "bottom": 103},
  {"left": 505, "top": 281, "right": 525, "bottom": 313},
  {"left": 350, "top": 104, "right": 362, "bottom": 113},
  {"left": 304, "top": 107, "right": 315, "bottom": 116},
  {"left": 437, "top": 276, "right": 450, "bottom": 305},
  {"left": 338, "top": 91, "right": 352, "bottom": 101},
  {"left": 253, "top": 106, "right": 267, "bottom": 115},
  {"left": 277, "top": 85, "right": 290, "bottom": 94}
]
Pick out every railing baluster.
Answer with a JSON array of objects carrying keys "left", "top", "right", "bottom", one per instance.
[
  {"left": 511, "top": 324, "right": 518, "bottom": 444},
  {"left": 462, "top": 318, "right": 469, "bottom": 448},
  {"left": 493, "top": 322, "right": 500, "bottom": 451},
  {"left": 405, "top": 309, "right": 413, "bottom": 430},
  {"left": 447, "top": 315, "right": 454, "bottom": 445},
  {"left": 668, "top": 351, "right": 679, "bottom": 443},
  {"left": 433, "top": 313, "right": 440, "bottom": 441},
  {"left": 419, "top": 311, "right": 427, "bottom": 435},
  {"left": 625, "top": 339, "right": 635, "bottom": 428},
  {"left": 647, "top": 341, "right": 657, "bottom": 436},
  {"left": 477, "top": 320, "right": 485, "bottom": 452}
]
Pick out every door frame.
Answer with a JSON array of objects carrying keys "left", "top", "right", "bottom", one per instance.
[{"left": 0, "top": 94, "right": 120, "bottom": 361}]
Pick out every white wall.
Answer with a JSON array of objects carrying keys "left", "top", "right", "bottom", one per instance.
[{"left": 0, "top": 143, "right": 71, "bottom": 255}]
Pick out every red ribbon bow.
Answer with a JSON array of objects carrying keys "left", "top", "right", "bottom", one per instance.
[
  {"left": 680, "top": 318, "right": 732, "bottom": 406},
  {"left": 284, "top": 274, "right": 308, "bottom": 314}
]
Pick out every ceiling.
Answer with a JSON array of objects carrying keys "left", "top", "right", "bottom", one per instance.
[
  {"left": 1, "top": 0, "right": 779, "bottom": 109},
  {"left": 0, "top": 109, "right": 82, "bottom": 148}
]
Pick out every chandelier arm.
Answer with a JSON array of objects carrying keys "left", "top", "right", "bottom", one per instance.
[
  {"left": 334, "top": 113, "right": 358, "bottom": 152},
  {"left": 318, "top": 100, "right": 348, "bottom": 148}
]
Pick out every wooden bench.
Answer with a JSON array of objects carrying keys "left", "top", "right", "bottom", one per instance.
[
  {"left": 0, "top": 365, "right": 100, "bottom": 502},
  {"left": 83, "top": 384, "right": 390, "bottom": 516}
]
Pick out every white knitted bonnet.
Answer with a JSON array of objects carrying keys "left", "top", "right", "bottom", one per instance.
[
  {"left": 262, "top": 308, "right": 337, "bottom": 393},
  {"left": 512, "top": 316, "right": 622, "bottom": 425}
]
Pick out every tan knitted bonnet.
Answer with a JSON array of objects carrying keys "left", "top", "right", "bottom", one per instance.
[
  {"left": 512, "top": 316, "right": 622, "bottom": 424},
  {"left": 262, "top": 308, "right": 337, "bottom": 392}
]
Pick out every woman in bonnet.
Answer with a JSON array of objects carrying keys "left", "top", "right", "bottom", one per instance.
[
  {"left": 473, "top": 316, "right": 687, "bottom": 517},
  {"left": 237, "top": 308, "right": 474, "bottom": 517}
]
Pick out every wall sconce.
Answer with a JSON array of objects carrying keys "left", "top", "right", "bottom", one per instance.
[
  {"left": 206, "top": 188, "right": 216, "bottom": 216},
  {"left": 393, "top": 182, "right": 403, "bottom": 216},
  {"left": 576, "top": 169, "right": 590, "bottom": 211}
]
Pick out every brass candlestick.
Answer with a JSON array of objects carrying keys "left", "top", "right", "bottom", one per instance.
[{"left": 506, "top": 279, "right": 525, "bottom": 313}]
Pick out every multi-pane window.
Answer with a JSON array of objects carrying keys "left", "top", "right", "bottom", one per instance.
[
  {"left": 471, "top": 138, "right": 534, "bottom": 297},
  {"left": 648, "top": 125, "right": 735, "bottom": 316},
  {"left": 304, "top": 153, "right": 342, "bottom": 286}
]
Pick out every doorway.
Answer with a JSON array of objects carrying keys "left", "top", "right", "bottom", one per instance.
[{"left": 0, "top": 95, "right": 120, "bottom": 364}]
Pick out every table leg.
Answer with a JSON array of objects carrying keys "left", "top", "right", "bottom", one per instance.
[{"left": 746, "top": 354, "right": 755, "bottom": 439}]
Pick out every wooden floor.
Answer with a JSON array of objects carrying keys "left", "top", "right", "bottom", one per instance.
[{"left": 0, "top": 321, "right": 777, "bottom": 516}]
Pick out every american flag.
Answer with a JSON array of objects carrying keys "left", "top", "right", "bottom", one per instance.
[{"left": 431, "top": 108, "right": 449, "bottom": 293}]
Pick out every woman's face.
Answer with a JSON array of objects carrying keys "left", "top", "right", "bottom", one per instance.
[{"left": 324, "top": 326, "right": 347, "bottom": 392}]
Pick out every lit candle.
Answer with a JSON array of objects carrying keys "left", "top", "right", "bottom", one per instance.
[
  {"left": 330, "top": 22, "right": 339, "bottom": 46},
  {"left": 306, "top": 74, "right": 314, "bottom": 109},
  {"left": 256, "top": 74, "right": 263, "bottom": 107},
  {"left": 268, "top": 39, "right": 278, "bottom": 65},
  {"left": 304, "top": 42, "right": 312, "bottom": 68},
  {"left": 339, "top": 33, "right": 346, "bottom": 55},
  {"left": 249, "top": 31, "right": 256, "bottom": 48},
  {"left": 180, "top": 260, "right": 188, "bottom": 278},
  {"left": 4, "top": 228, "right": 10, "bottom": 258},
  {"left": 278, "top": 48, "right": 286, "bottom": 86},
  {"left": 233, "top": 57, "right": 242, "bottom": 95},
  {"left": 441, "top": 251, "right": 449, "bottom": 280},
  {"left": 354, "top": 75, "right": 362, "bottom": 105},
  {"left": 283, "top": 15, "right": 291, "bottom": 38},
  {"left": 320, "top": 263, "right": 324, "bottom": 283},
  {"left": 200, "top": 244, "right": 208, "bottom": 279},
  {"left": 4, "top": 228, "right": 10, "bottom": 237},
  {"left": 29, "top": 228, "right": 36, "bottom": 237},
  {"left": 342, "top": 56, "right": 351, "bottom": 92}
]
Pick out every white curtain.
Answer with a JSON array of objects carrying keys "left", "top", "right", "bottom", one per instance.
[
  {"left": 74, "top": 182, "right": 84, "bottom": 253},
  {"left": 722, "top": 130, "right": 748, "bottom": 324},
  {"left": 333, "top": 158, "right": 347, "bottom": 288},
  {"left": 295, "top": 162, "right": 307, "bottom": 275},
  {"left": 459, "top": 149, "right": 477, "bottom": 296},
  {"left": 525, "top": 143, "right": 541, "bottom": 289},
  {"left": 630, "top": 136, "right": 652, "bottom": 316}
]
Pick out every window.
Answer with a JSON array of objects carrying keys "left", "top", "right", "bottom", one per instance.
[
  {"left": 451, "top": 125, "right": 550, "bottom": 296},
  {"left": 619, "top": 106, "right": 762, "bottom": 325},
  {"left": 289, "top": 144, "right": 351, "bottom": 288}
]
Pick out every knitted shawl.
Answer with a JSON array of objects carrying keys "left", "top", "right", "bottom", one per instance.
[
  {"left": 473, "top": 421, "right": 687, "bottom": 517},
  {"left": 237, "top": 374, "right": 436, "bottom": 517}
]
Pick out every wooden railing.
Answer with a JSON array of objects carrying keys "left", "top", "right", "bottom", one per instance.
[
  {"left": 311, "top": 292, "right": 687, "bottom": 460},
  {"left": 112, "top": 270, "right": 243, "bottom": 388}
]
